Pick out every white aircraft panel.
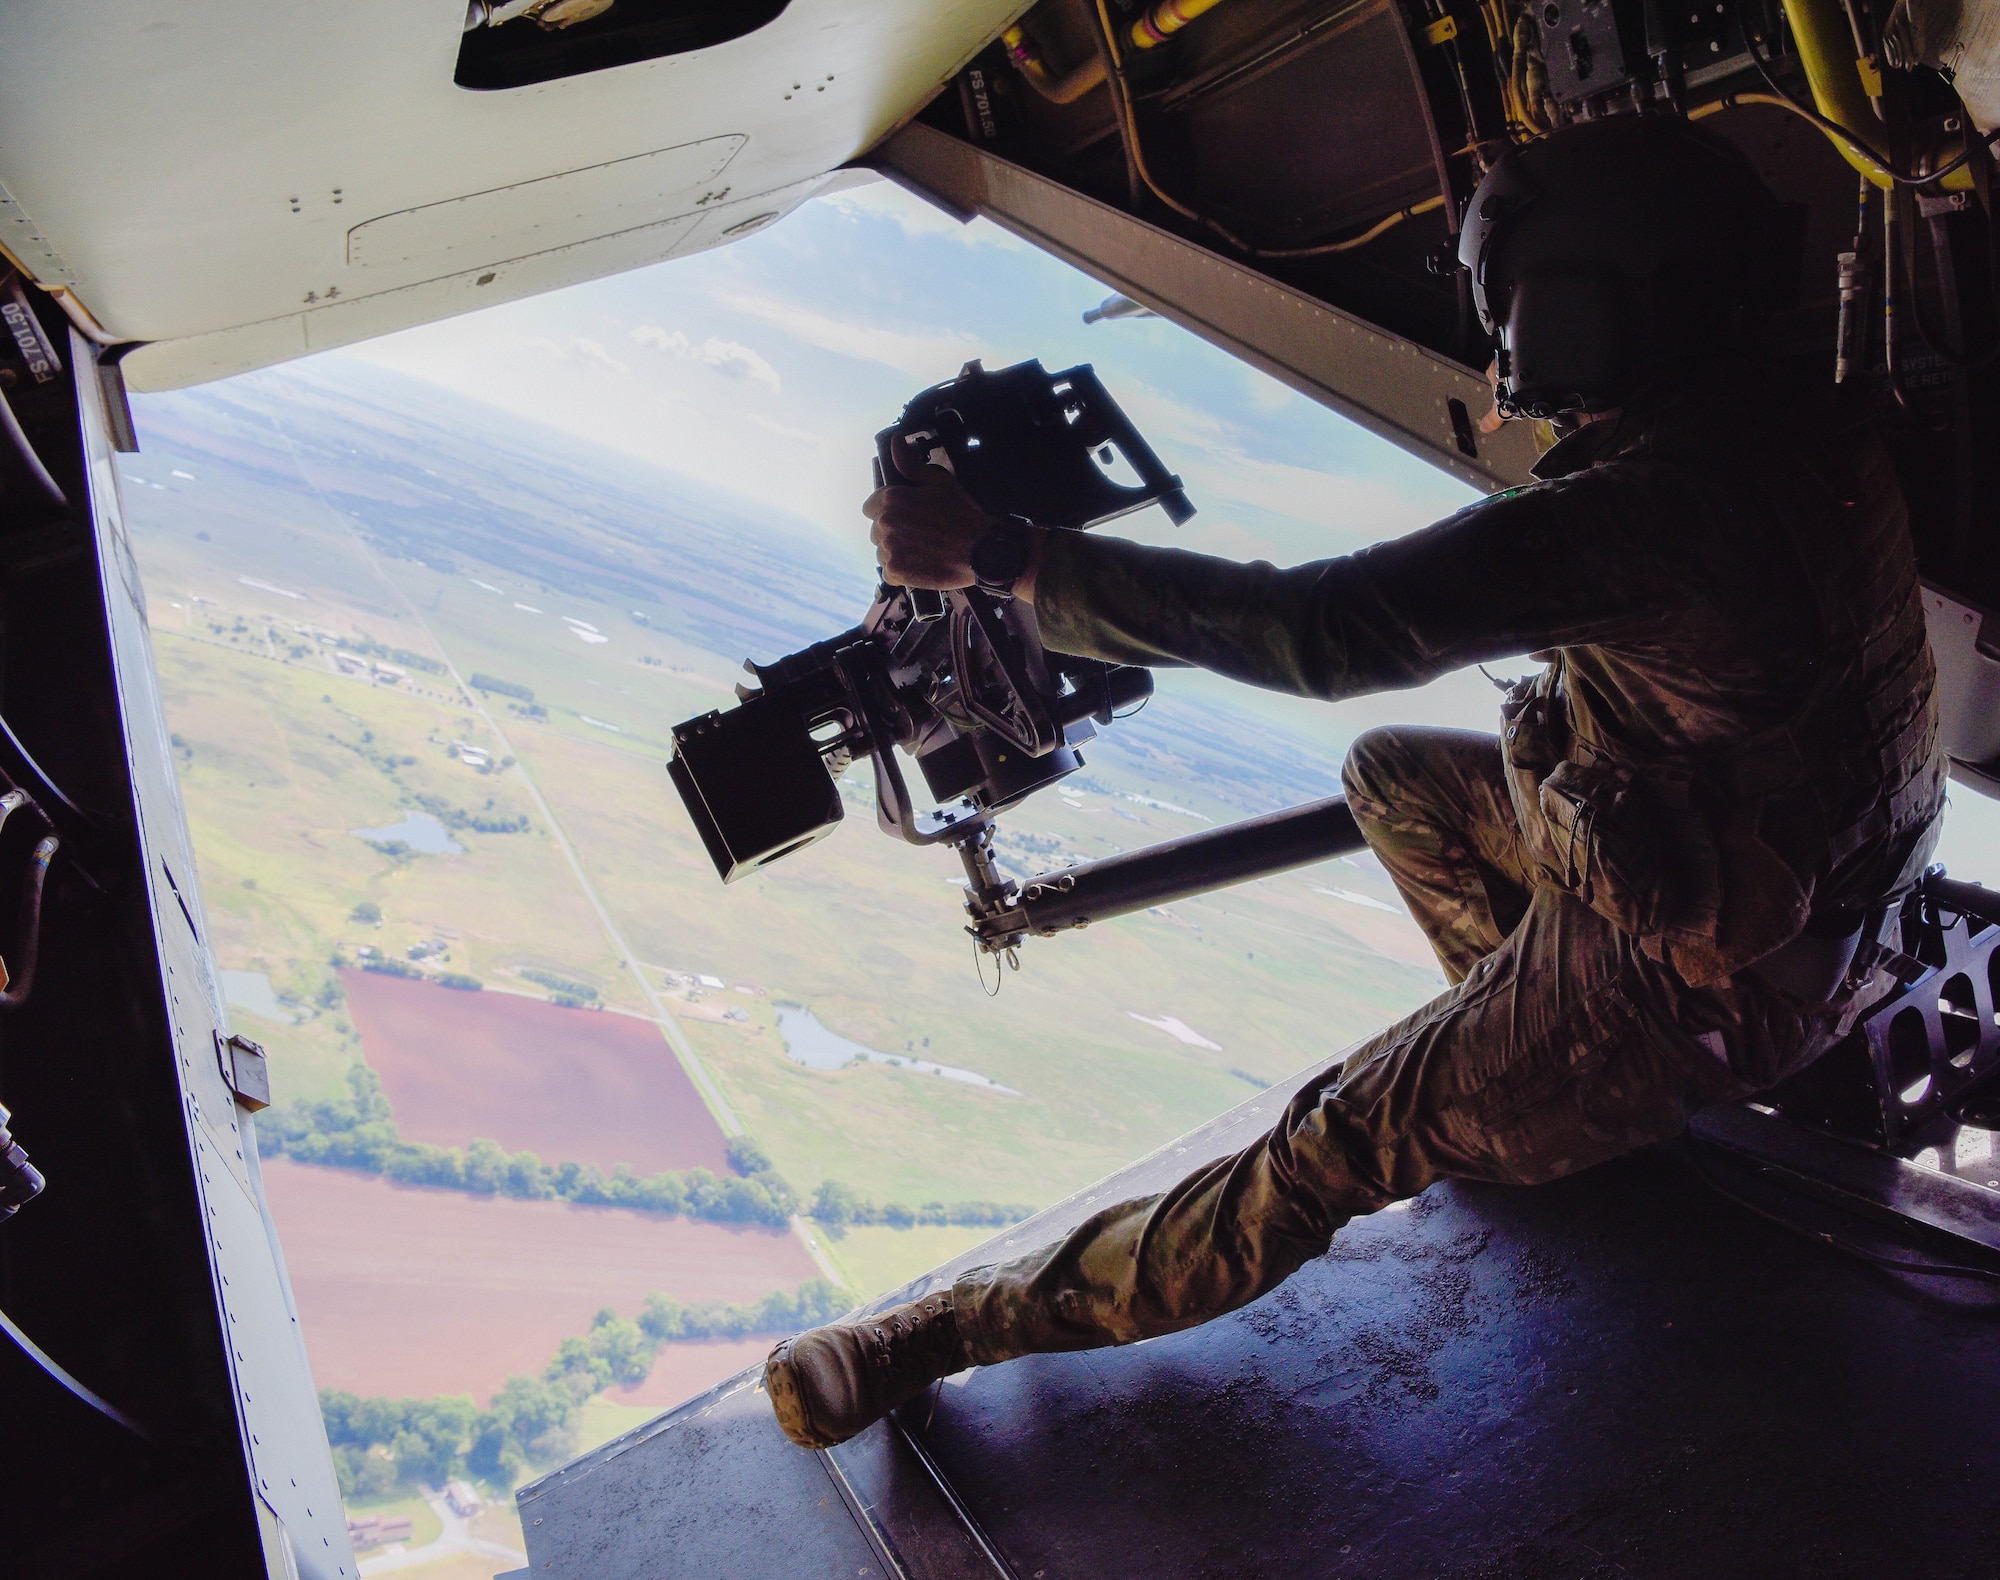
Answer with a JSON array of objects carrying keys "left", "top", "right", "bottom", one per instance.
[{"left": 0, "top": 0, "right": 1025, "bottom": 381}]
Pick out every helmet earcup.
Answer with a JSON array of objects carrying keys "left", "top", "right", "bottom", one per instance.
[{"left": 1503, "top": 269, "right": 1642, "bottom": 417}]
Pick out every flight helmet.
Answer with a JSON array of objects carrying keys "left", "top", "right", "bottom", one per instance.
[{"left": 1457, "top": 115, "right": 1784, "bottom": 419}]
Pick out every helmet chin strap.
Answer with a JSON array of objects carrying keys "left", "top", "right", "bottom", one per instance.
[{"left": 1494, "top": 375, "right": 1620, "bottom": 427}]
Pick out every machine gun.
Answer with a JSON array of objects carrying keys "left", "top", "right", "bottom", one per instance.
[{"left": 667, "top": 357, "right": 1366, "bottom": 959}]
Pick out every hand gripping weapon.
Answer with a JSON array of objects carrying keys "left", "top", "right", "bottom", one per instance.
[{"left": 667, "top": 358, "right": 1364, "bottom": 961}]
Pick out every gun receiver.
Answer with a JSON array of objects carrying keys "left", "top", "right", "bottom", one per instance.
[{"left": 669, "top": 357, "right": 1363, "bottom": 961}]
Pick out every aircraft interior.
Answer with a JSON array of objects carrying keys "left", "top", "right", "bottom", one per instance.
[{"left": 3, "top": 0, "right": 2000, "bottom": 1574}]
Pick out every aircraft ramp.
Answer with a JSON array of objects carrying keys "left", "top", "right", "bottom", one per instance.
[{"left": 514, "top": 1084, "right": 2000, "bottom": 1578}]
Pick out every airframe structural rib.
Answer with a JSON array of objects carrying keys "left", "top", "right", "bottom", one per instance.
[
  {"left": 0, "top": 304, "right": 352, "bottom": 1574},
  {"left": 868, "top": 121, "right": 1542, "bottom": 493}
]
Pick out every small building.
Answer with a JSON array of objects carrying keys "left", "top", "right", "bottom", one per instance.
[
  {"left": 444, "top": 1479, "right": 481, "bottom": 1517},
  {"left": 346, "top": 1513, "right": 414, "bottom": 1550}
]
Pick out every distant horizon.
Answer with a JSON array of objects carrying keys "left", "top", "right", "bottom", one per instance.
[{"left": 136, "top": 169, "right": 2000, "bottom": 874}]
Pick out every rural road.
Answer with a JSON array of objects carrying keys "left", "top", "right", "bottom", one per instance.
[{"left": 357, "top": 1494, "right": 527, "bottom": 1575}]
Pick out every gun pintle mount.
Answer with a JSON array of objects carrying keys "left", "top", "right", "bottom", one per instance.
[{"left": 667, "top": 357, "right": 1366, "bottom": 960}]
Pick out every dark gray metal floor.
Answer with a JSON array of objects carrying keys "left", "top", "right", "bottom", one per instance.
[{"left": 518, "top": 1088, "right": 2000, "bottom": 1579}]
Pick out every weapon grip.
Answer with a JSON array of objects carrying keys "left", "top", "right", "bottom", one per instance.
[{"left": 874, "top": 421, "right": 946, "bottom": 488}]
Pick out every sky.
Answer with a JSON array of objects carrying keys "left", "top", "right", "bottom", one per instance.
[
  {"left": 330, "top": 173, "right": 2000, "bottom": 876},
  {"left": 335, "top": 175, "right": 1503, "bottom": 755}
]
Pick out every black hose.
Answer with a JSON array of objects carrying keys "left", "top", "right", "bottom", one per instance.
[
  {"left": 0, "top": 382, "right": 65, "bottom": 511},
  {"left": 0, "top": 711, "right": 91, "bottom": 830},
  {"left": 0, "top": 1300, "right": 151, "bottom": 1440},
  {"left": 0, "top": 835, "right": 57, "bottom": 1010},
  {"left": 1736, "top": 0, "right": 2000, "bottom": 189}
]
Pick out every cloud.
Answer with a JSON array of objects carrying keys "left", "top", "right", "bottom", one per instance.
[
  {"left": 529, "top": 335, "right": 630, "bottom": 376},
  {"left": 1244, "top": 369, "right": 1294, "bottom": 413},
  {"left": 1110, "top": 381, "right": 1470, "bottom": 555},
  {"left": 815, "top": 180, "right": 1024, "bottom": 251},
  {"left": 709, "top": 289, "right": 980, "bottom": 382},
  {"left": 630, "top": 324, "right": 782, "bottom": 392},
  {"left": 740, "top": 408, "right": 829, "bottom": 447}
]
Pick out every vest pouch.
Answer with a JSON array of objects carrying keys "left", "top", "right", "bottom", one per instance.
[
  {"left": 1500, "top": 668, "right": 1568, "bottom": 882},
  {"left": 1500, "top": 665, "right": 1716, "bottom": 942},
  {"left": 1536, "top": 759, "right": 1693, "bottom": 938}
]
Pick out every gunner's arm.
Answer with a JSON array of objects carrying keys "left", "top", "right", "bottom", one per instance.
[{"left": 1029, "top": 470, "right": 1696, "bottom": 700}]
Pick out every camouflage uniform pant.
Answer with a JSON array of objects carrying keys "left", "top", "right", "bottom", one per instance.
[{"left": 954, "top": 726, "right": 1840, "bottom": 1364}]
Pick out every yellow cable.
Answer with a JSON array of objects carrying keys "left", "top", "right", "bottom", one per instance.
[{"left": 1689, "top": 88, "right": 1973, "bottom": 191}]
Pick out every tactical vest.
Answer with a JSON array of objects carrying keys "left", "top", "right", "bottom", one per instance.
[{"left": 1499, "top": 412, "right": 1943, "bottom": 991}]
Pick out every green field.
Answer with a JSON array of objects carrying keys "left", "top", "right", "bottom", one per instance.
[
  {"left": 812, "top": 1224, "right": 1002, "bottom": 1301},
  {"left": 128, "top": 364, "right": 1447, "bottom": 1228}
]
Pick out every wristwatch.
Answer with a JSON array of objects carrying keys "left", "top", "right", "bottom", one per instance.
[{"left": 970, "top": 515, "right": 1034, "bottom": 598}]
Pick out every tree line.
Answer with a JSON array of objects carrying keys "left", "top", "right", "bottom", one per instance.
[
  {"left": 260, "top": 1066, "right": 798, "bottom": 1226},
  {"left": 261, "top": 1066, "right": 1034, "bottom": 1233},
  {"left": 322, "top": 1279, "right": 850, "bottom": 1496},
  {"left": 810, "top": 1179, "right": 1030, "bottom": 1230}
]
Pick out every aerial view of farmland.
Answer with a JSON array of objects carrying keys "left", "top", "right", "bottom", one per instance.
[{"left": 120, "top": 342, "right": 1464, "bottom": 1573}]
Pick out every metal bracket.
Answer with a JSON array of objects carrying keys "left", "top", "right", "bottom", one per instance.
[{"left": 215, "top": 1032, "right": 271, "bottom": 1112}]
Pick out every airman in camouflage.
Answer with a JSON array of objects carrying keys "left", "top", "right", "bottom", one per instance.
[
  {"left": 763, "top": 120, "right": 1945, "bottom": 1451},
  {"left": 947, "top": 368, "right": 1941, "bottom": 1366}
]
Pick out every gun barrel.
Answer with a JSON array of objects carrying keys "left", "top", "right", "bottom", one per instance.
[
  {"left": 979, "top": 794, "right": 1366, "bottom": 945},
  {"left": 1922, "top": 869, "right": 2000, "bottom": 930}
]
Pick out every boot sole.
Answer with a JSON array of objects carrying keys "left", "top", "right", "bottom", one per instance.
[{"left": 764, "top": 1339, "right": 840, "bottom": 1450}]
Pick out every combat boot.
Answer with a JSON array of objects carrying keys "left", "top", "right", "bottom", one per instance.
[{"left": 765, "top": 1290, "right": 967, "bottom": 1449}]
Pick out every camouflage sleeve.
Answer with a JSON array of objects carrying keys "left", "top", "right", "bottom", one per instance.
[{"left": 1032, "top": 461, "right": 1708, "bottom": 699}]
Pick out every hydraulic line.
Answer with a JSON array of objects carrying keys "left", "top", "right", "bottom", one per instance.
[
  {"left": 1901, "top": 161, "right": 2000, "bottom": 371},
  {"left": 1728, "top": 0, "right": 1987, "bottom": 190},
  {"left": 0, "top": 836, "right": 58, "bottom": 1010},
  {"left": 1091, "top": 0, "right": 1447, "bottom": 258},
  {"left": 1001, "top": 24, "right": 1108, "bottom": 103},
  {"left": 1885, "top": 177, "right": 1910, "bottom": 406},
  {"left": 1691, "top": 81, "right": 2000, "bottom": 190},
  {"left": 0, "top": 711, "right": 89, "bottom": 832},
  {"left": 0, "top": 383, "right": 65, "bottom": 511},
  {"left": 0, "top": 1300, "right": 150, "bottom": 1438},
  {"left": 1129, "top": 0, "right": 1227, "bottom": 50},
  {"left": 1833, "top": 174, "right": 1873, "bottom": 384}
]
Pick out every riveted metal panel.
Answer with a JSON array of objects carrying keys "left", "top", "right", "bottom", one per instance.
[
  {"left": 870, "top": 121, "right": 1543, "bottom": 494},
  {"left": 74, "top": 329, "right": 356, "bottom": 1580}
]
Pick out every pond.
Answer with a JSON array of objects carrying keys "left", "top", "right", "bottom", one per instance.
[
  {"left": 222, "top": 968, "right": 301, "bottom": 1024},
  {"left": 774, "top": 1005, "right": 1019, "bottom": 1095},
  {"left": 350, "top": 809, "right": 464, "bottom": 855}
]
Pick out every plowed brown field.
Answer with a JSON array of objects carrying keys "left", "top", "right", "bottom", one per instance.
[
  {"left": 264, "top": 1159, "right": 815, "bottom": 1402},
  {"left": 342, "top": 971, "right": 731, "bottom": 1176},
  {"left": 607, "top": 1339, "right": 774, "bottom": 1408}
]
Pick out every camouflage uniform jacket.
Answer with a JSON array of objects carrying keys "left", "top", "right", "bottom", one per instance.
[{"left": 1032, "top": 375, "right": 1944, "bottom": 987}]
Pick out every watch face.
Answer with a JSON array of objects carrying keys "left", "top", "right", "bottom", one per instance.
[{"left": 972, "top": 525, "right": 1027, "bottom": 586}]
